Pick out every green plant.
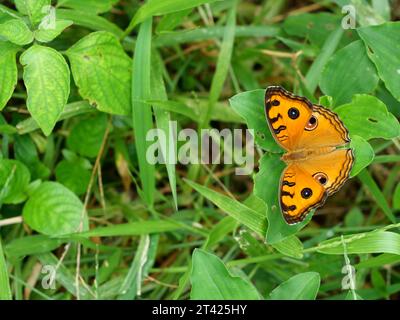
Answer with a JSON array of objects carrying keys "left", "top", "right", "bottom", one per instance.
[{"left": 0, "top": 0, "right": 399, "bottom": 301}]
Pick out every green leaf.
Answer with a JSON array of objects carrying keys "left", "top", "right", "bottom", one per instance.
[
  {"left": 190, "top": 249, "right": 261, "bottom": 300},
  {"left": 394, "top": 182, "right": 400, "bottom": 210},
  {"left": 272, "top": 235, "right": 304, "bottom": 259},
  {"left": 0, "top": 18, "right": 33, "bottom": 45},
  {"left": 185, "top": 179, "right": 267, "bottom": 237},
  {"left": 16, "top": 100, "right": 95, "bottom": 135},
  {"left": 56, "top": 9, "right": 123, "bottom": 37},
  {"left": 77, "top": 220, "right": 187, "bottom": 238},
  {"left": 66, "top": 31, "right": 131, "bottom": 115},
  {"left": 55, "top": 159, "right": 91, "bottom": 195},
  {"left": 151, "top": 51, "right": 177, "bottom": 209},
  {"left": 0, "top": 41, "right": 19, "bottom": 110},
  {"left": 131, "top": 19, "right": 155, "bottom": 206},
  {"left": 349, "top": 135, "right": 374, "bottom": 177},
  {"left": 118, "top": 234, "right": 158, "bottom": 299},
  {"left": 155, "top": 25, "right": 279, "bottom": 47},
  {"left": 23, "top": 181, "right": 88, "bottom": 236},
  {"left": 34, "top": 19, "right": 73, "bottom": 43},
  {"left": 335, "top": 95, "right": 400, "bottom": 141},
  {"left": 230, "top": 89, "right": 282, "bottom": 152},
  {"left": 20, "top": 45, "right": 70, "bottom": 136},
  {"left": 254, "top": 154, "right": 312, "bottom": 244},
  {"left": 269, "top": 272, "right": 320, "bottom": 300},
  {"left": 317, "top": 231, "right": 400, "bottom": 255},
  {"left": 5, "top": 235, "right": 64, "bottom": 259},
  {"left": 0, "top": 237, "right": 12, "bottom": 300},
  {"left": 201, "top": 1, "right": 236, "bottom": 126},
  {"left": 66, "top": 113, "right": 108, "bottom": 158},
  {"left": 320, "top": 40, "right": 379, "bottom": 106},
  {"left": 14, "top": 0, "right": 50, "bottom": 25},
  {"left": 283, "top": 13, "right": 341, "bottom": 47},
  {"left": 305, "top": 27, "right": 344, "bottom": 94},
  {"left": 357, "top": 169, "right": 396, "bottom": 223},
  {"left": 58, "top": 0, "right": 118, "bottom": 14},
  {"left": 358, "top": 22, "right": 400, "bottom": 101},
  {"left": 0, "top": 159, "right": 30, "bottom": 204},
  {"left": 124, "top": 0, "right": 224, "bottom": 37}
]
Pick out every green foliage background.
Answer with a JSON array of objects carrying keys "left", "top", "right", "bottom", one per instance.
[{"left": 0, "top": 0, "right": 399, "bottom": 300}]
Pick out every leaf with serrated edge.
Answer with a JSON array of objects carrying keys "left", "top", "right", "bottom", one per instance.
[
  {"left": 20, "top": 45, "right": 70, "bottom": 136},
  {"left": 0, "top": 42, "right": 19, "bottom": 110},
  {"left": 23, "top": 182, "right": 87, "bottom": 236},
  {"left": 66, "top": 31, "right": 131, "bottom": 115}
]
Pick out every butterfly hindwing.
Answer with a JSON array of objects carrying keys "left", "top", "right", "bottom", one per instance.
[{"left": 279, "top": 164, "right": 326, "bottom": 224}]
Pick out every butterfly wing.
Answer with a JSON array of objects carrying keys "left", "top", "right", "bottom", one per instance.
[
  {"left": 265, "top": 86, "right": 350, "bottom": 150},
  {"left": 265, "top": 86, "right": 312, "bottom": 151},
  {"left": 280, "top": 163, "right": 326, "bottom": 224},
  {"left": 280, "top": 148, "right": 354, "bottom": 224}
]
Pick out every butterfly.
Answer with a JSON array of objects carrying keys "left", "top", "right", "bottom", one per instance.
[{"left": 264, "top": 86, "right": 354, "bottom": 225}]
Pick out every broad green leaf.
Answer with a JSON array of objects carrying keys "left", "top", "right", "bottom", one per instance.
[
  {"left": 283, "top": 13, "right": 342, "bottom": 47},
  {"left": 358, "top": 22, "right": 400, "bottom": 101},
  {"left": 20, "top": 45, "right": 70, "bottom": 136},
  {"left": 272, "top": 235, "right": 304, "bottom": 259},
  {"left": 34, "top": 19, "right": 73, "bottom": 43},
  {"left": 230, "top": 89, "right": 282, "bottom": 152},
  {"left": 0, "top": 159, "right": 30, "bottom": 204},
  {"left": 254, "top": 154, "right": 311, "bottom": 244},
  {"left": 269, "top": 272, "right": 320, "bottom": 300},
  {"left": 0, "top": 238, "right": 12, "bottom": 300},
  {"left": 335, "top": 95, "right": 400, "bottom": 141},
  {"left": 124, "top": 0, "right": 224, "bottom": 37},
  {"left": 58, "top": 0, "right": 118, "bottom": 14},
  {"left": 23, "top": 181, "right": 88, "bottom": 236},
  {"left": 55, "top": 159, "right": 91, "bottom": 195},
  {"left": 317, "top": 231, "right": 400, "bottom": 255},
  {"left": 66, "top": 31, "right": 131, "bottom": 115},
  {"left": 185, "top": 179, "right": 267, "bottom": 237},
  {"left": 131, "top": 19, "right": 155, "bottom": 206},
  {"left": 320, "top": 40, "right": 379, "bottom": 106},
  {"left": 0, "top": 41, "right": 19, "bottom": 110},
  {"left": 15, "top": 0, "right": 50, "bottom": 24},
  {"left": 0, "top": 18, "right": 33, "bottom": 45},
  {"left": 349, "top": 135, "right": 374, "bottom": 177},
  {"left": 66, "top": 113, "right": 108, "bottom": 158},
  {"left": 190, "top": 249, "right": 260, "bottom": 300}
]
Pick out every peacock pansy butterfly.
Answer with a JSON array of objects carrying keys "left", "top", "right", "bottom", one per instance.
[{"left": 264, "top": 86, "right": 354, "bottom": 225}]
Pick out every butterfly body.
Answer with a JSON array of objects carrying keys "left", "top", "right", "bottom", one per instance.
[{"left": 264, "top": 86, "right": 354, "bottom": 225}]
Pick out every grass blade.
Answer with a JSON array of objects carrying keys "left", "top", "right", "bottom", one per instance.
[
  {"left": 358, "top": 169, "right": 396, "bottom": 223},
  {"left": 0, "top": 237, "right": 12, "bottom": 300},
  {"left": 131, "top": 18, "right": 155, "bottom": 207}
]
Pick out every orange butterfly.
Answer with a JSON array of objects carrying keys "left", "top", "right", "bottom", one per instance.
[{"left": 265, "top": 86, "right": 354, "bottom": 224}]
